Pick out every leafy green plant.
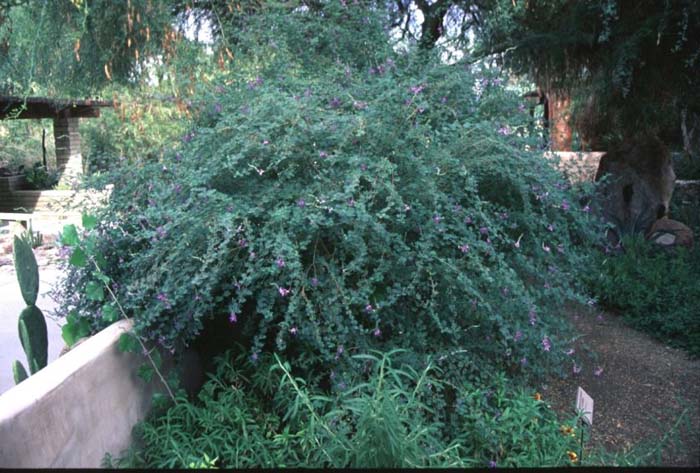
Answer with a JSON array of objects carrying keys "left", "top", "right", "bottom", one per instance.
[
  {"left": 18, "top": 221, "right": 43, "bottom": 249},
  {"left": 23, "top": 162, "right": 58, "bottom": 190},
  {"left": 58, "top": 215, "right": 178, "bottom": 401},
  {"left": 54, "top": 5, "right": 603, "bottom": 386},
  {"left": 11, "top": 235, "right": 48, "bottom": 383},
  {"left": 107, "top": 350, "right": 582, "bottom": 469},
  {"left": 586, "top": 235, "right": 700, "bottom": 356}
]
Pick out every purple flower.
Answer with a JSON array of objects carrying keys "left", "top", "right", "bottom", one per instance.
[
  {"left": 238, "top": 238, "right": 248, "bottom": 247},
  {"left": 459, "top": 244, "right": 470, "bottom": 253},
  {"left": 518, "top": 103, "right": 526, "bottom": 112},
  {"left": 297, "top": 198, "right": 306, "bottom": 207},
  {"left": 214, "top": 103, "right": 223, "bottom": 113},
  {"left": 479, "top": 226, "right": 489, "bottom": 235},
  {"left": 251, "top": 352, "right": 259, "bottom": 362},
  {"left": 440, "top": 96, "right": 448, "bottom": 104},
  {"left": 409, "top": 84, "right": 425, "bottom": 94},
  {"left": 156, "top": 292, "right": 172, "bottom": 309},
  {"left": 318, "top": 150, "right": 328, "bottom": 158},
  {"left": 488, "top": 460, "right": 497, "bottom": 469},
  {"left": 353, "top": 100, "right": 368, "bottom": 110},
  {"left": 182, "top": 132, "right": 194, "bottom": 143},
  {"left": 520, "top": 357, "right": 528, "bottom": 366},
  {"left": 262, "top": 139, "right": 269, "bottom": 145},
  {"left": 347, "top": 198, "right": 356, "bottom": 207},
  {"left": 278, "top": 287, "right": 291, "bottom": 297},
  {"left": 547, "top": 224, "right": 554, "bottom": 232},
  {"left": 174, "top": 152, "right": 182, "bottom": 162},
  {"left": 229, "top": 312, "right": 238, "bottom": 324},
  {"left": 155, "top": 226, "right": 167, "bottom": 239},
  {"left": 290, "top": 326, "right": 298, "bottom": 336},
  {"left": 247, "top": 76, "right": 263, "bottom": 89},
  {"left": 573, "top": 364, "right": 582, "bottom": 375},
  {"left": 360, "top": 163, "right": 367, "bottom": 171},
  {"left": 561, "top": 199, "right": 570, "bottom": 211},
  {"left": 276, "top": 257, "right": 285, "bottom": 268},
  {"left": 542, "top": 336, "right": 552, "bottom": 352},
  {"left": 565, "top": 348, "right": 575, "bottom": 356},
  {"left": 373, "top": 328, "right": 382, "bottom": 337},
  {"left": 514, "top": 330, "right": 523, "bottom": 342},
  {"left": 542, "top": 242, "right": 551, "bottom": 253},
  {"left": 497, "top": 126, "right": 510, "bottom": 136},
  {"left": 583, "top": 204, "right": 591, "bottom": 213},
  {"left": 365, "top": 304, "right": 374, "bottom": 313},
  {"left": 465, "top": 216, "right": 473, "bottom": 225},
  {"left": 433, "top": 214, "right": 442, "bottom": 224},
  {"left": 311, "top": 277, "right": 319, "bottom": 287},
  {"left": 594, "top": 367, "right": 604, "bottom": 377},
  {"left": 329, "top": 97, "right": 342, "bottom": 108}
]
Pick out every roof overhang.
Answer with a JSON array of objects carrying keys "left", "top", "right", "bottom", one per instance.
[{"left": 0, "top": 96, "right": 112, "bottom": 120}]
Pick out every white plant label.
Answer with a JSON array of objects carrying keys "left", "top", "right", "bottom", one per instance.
[{"left": 576, "top": 387, "right": 594, "bottom": 426}]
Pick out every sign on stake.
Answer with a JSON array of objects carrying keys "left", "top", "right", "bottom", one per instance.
[{"left": 576, "top": 387, "right": 594, "bottom": 426}]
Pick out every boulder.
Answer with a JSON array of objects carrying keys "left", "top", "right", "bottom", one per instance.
[
  {"left": 646, "top": 218, "right": 694, "bottom": 250},
  {"left": 594, "top": 135, "right": 675, "bottom": 241}
]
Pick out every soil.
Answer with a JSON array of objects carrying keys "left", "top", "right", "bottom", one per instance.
[{"left": 541, "top": 307, "right": 700, "bottom": 466}]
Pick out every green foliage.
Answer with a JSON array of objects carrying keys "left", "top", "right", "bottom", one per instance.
[
  {"left": 13, "top": 235, "right": 39, "bottom": 305},
  {"left": 108, "top": 350, "right": 581, "bottom": 469},
  {"left": 476, "top": 0, "right": 700, "bottom": 146},
  {"left": 585, "top": 236, "right": 700, "bottom": 356},
  {"left": 54, "top": 5, "right": 602, "bottom": 384},
  {"left": 11, "top": 235, "right": 48, "bottom": 382},
  {"left": 23, "top": 162, "right": 58, "bottom": 190},
  {"left": 18, "top": 222, "right": 43, "bottom": 249},
  {"left": 81, "top": 86, "right": 188, "bottom": 174}
]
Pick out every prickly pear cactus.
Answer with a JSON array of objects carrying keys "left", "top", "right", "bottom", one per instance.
[
  {"left": 12, "top": 360, "right": 28, "bottom": 384},
  {"left": 18, "top": 307, "right": 48, "bottom": 374},
  {"left": 10, "top": 236, "right": 49, "bottom": 384},
  {"left": 13, "top": 235, "right": 39, "bottom": 306}
]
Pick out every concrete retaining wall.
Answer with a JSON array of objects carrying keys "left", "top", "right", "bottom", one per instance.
[{"left": 0, "top": 319, "right": 168, "bottom": 468}]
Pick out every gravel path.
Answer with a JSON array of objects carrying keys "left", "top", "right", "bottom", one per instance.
[{"left": 541, "top": 307, "right": 700, "bottom": 466}]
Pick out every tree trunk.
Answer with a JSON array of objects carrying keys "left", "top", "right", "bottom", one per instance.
[{"left": 547, "top": 91, "right": 573, "bottom": 151}]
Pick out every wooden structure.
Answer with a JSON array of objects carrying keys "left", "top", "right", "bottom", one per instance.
[{"left": 0, "top": 95, "right": 111, "bottom": 185}]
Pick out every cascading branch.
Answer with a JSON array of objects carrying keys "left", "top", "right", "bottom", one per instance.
[{"left": 11, "top": 235, "right": 48, "bottom": 384}]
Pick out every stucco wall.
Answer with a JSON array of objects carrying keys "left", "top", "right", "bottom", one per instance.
[{"left": 0, "top": 319, "right": 168, "bottom": 468}]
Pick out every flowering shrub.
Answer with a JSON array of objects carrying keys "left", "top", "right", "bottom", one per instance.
[{"left": 55, "top": 4, "right": 601, "bottom": 380}]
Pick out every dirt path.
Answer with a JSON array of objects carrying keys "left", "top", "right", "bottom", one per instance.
[{"left": 541, "top": 307, "right": 700, "bottom": 466}]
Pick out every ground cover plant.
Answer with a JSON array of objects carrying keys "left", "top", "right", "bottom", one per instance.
[
  {"left": 586, "top": 236, "right": 700, "bottom": 356},
  {"left": 105, "top": 350, "right": 583, "bottom": 469}
]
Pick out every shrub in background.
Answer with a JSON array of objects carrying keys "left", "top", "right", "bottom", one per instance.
[
  {"left": 585, "top": 236, "right": 700, "bottom": 356},
  {"left": 54, "top": 4, "right": 602, "bottom": 385}
]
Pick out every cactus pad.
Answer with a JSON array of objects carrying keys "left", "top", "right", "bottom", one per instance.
[
  {"left": 18, "top": 306, "right": 48, "bottom": 374},
  {"left": 13, "top": 236, "right": 39, "bottom": 306}
]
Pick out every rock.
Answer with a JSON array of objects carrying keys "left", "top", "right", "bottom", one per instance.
[
  {"left": 594, "top": 135, "right": 675, "bottom": 241},
  {"left": 646, "top": 218, "right": 694, "bottom": 249}
]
